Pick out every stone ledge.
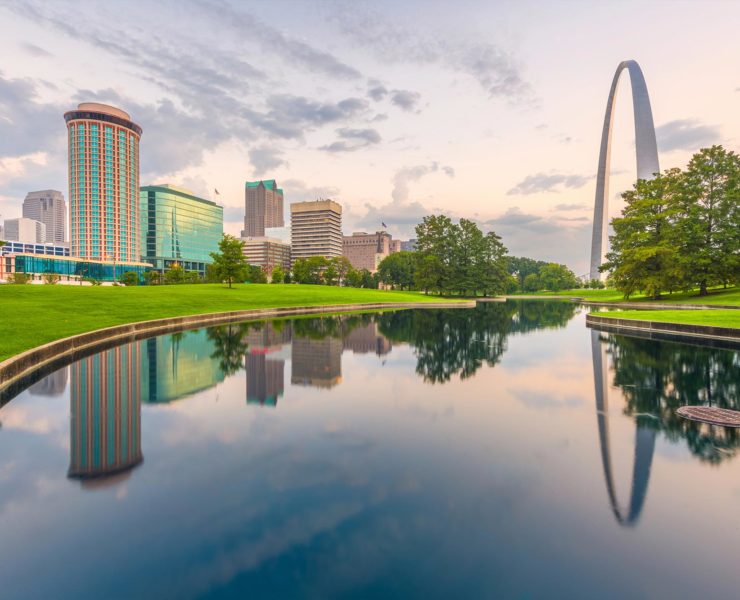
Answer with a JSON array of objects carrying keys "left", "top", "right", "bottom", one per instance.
[
  {"left": 586, "top": 313, "right": 740, "bottom": 347},
  {"left": 0, "top": 301, "right": 474, "bottom": 399}
]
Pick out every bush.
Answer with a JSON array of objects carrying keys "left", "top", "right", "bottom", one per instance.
[
  {"left": 83, "top": 277, "right": 102, "bottom": 286},
  {"left": 118, "top": 271, "right": 140, "bottom": 286},
  {"left": 8, "top": 272, "right": 31, "bottom": 284},
  {"left": 42, "top": 272, "right": 60, "bottom": 285}
]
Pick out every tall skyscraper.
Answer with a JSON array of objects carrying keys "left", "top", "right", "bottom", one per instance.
[
  {"left": 3, "top": 217, "right": 46, "bottom": 243},
  {"left": 64, "top": 102, "right": 142, "bottom": 262},
  {"left": 23, "top": 190, "right": 66, "bottom": 243},
  {"left": 290, "top": 199, "right": 343, "bottom": 261},
  {"left": 242, "top": 179, "right": 284, "bottom": 237},
  {"left": 140, "top": 184, "right": 223, "bottom": 276}
]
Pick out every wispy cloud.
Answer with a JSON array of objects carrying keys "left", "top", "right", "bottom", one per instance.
[
  {"left": 507, "top": 172, "right": 592, "bottom": 195},
  {"left": 655, "top": 119, "right": 721, "bottom": 152},
  {"left": 320, "top": 128, "right": 382, "bottom": 153}
]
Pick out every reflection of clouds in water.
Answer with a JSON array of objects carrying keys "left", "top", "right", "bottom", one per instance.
[{"left": 510, "top": 388, "right": 584, "bottom": 410}]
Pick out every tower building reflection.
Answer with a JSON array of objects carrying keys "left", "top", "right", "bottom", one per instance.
[
  {"left": 68, "top": 342, "right": 144, "bottom": 484},
  {"left": 245, "top": 323, "right": 291, "bottom": 406},
  {"left": 28, "top": 367, "right": 69, "bottom": 397},
  {"left": 342, "top": 322, "right": 392, "bottom": 356},
  {"left": 591, "top": 330, "right": 655, "bottom": 527},
  {"left": 291, "top": 335, "right": 343, "bottom": 388}
]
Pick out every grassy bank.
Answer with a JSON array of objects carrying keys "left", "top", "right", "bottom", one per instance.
[
  {"left": 521, "top": 286, "right": 740, "bottom": 306},
  {"left": 596, "top": 309, "right": 740, "bottom": 329},
  {"left": 0, "top": 284, "right": 451, "bottom": 362}
]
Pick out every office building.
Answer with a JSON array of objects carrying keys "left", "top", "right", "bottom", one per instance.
[
  {"left": 65, "top": 102, "right": 142, "bottom": 263},
  {"left": 0, "top": 240, "right": 70, "bottom": 258},
  {"left": 29, "top": 368, "right": 69, "bottom": 397},
  {"left": 244, "top": 322, "right": 291, "bottom": 406},
  {"left": 3, "top": 217, "right": 46, "bottom": 243},
  {"left": 342, "top": 230, "right": 398, "bottom": 273},
  {"left": 242, "top": 179, "right": 284, "bottom": 237},
  {"left": 343, "top": 322, "right": 392, "bottom": 356},
  {"left": 140, "top": 184, "right": 223, "bottom": 276},
  {"left": 400, "top": 239, "right": 417, "bottom": 252},
  {"left": 241, "top": 236, "right": 291, "bottom": 276},
  {"left": 0, "top": 254, "right": 149, "bottom": 283},
  {"left": 291, "top": 335, "right": 342, "bottom": 388},
  {"left": 290, "top": 199, "right": 342, "bottom": 261},
  {"left": 68, "top": 342, "right": 143, "bottom": 484},
  {"left": 23, "top": 190, "right": 66, "bottom": 243}
]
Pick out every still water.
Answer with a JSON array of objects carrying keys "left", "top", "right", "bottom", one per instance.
[{"left": 1, "top": 301, "right": 739, "bottom": 599}]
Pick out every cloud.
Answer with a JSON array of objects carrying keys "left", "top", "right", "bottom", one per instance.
[
  {"left": 189, "top": 0, "right": 361, "bottom": 80},
  {"left": 367, "top": 79, "right": 388, "bottom": 101},
  {"left": 507, "top": 172, "right": 592, "bottom": 195},
  {"left": 353, "top": 200, "right": 431, "bottom": 233},
  {"left": 281, "top": 179, "right": 340, "bottom": 203},
  {"left": 553, "top": 203, "right": 588, "bottom": 211},
  {"left": 330, "top": 6, "right": 533, "bottom": 103},
  {"left": 487, "top": 207, "right": 592, "bottom": 274},
  {"left": 19, "top": 42, "right": 52, "bottom": 57},
  {"left": 655, "top": 119, "right": 721, "bottom": 152},
  {"left": 248, "top": 146, "right": 286, "bottom": 175},
  {"left": 390, "top": 89, "right": 421, "bottom": 112},
  {"left": 320, "top": 127, "right": 381, "bottom": 153},
  {"left": 255, "top": 95, "right": 369, "bottom": 139},
  {"left": 392, "top": 162, "right": 455, "bottom": 202}
]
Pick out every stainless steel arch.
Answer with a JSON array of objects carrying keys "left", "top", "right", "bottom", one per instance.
[
  {"left": 589, "top": 60, "right": 660, "bottom": 281},
  {"left": 591, "top": 330, "right": 655, "bottom": 526}
]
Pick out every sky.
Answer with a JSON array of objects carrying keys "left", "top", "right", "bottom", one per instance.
[{"left": 0, "top": 0, "right": 737, "bottom": 275}]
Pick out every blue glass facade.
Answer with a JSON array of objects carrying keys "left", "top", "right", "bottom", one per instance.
[
  {"left": 140, "top": 185, "right": 223, "bottom": 275},
  {"left": 5, "top": 254, "right": 149, "bottom": 282}
]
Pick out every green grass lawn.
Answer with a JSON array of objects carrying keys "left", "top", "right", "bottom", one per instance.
[
  {"left": 597, "top": 309, "right": 740, "bottom": 329},
  {"left": 526, "top": 286, "right": 740, "bottom": 306},
  {"left": 0, "top": 284, "right": 450, "bottom": 362}
]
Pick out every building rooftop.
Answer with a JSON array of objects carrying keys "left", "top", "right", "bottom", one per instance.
[
  {"left": 76, "top": 102, "right": 131, "bottom": 120},
  {"left": 140, "top": 184, "right": 223, "bottom": 208}
]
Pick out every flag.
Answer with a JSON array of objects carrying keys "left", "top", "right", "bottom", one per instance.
[
  {"left": 382, "top": 221, "right": 387, "bottom": 228},
  {"left": 214, "top": 188, "right": 220, "bottom": 195}
]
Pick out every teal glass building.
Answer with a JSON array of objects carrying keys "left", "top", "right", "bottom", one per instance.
[{"left": 140, "top": 185, "right": 223, "bottom": 276}]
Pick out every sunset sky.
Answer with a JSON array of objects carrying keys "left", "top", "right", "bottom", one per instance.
[{"left": 1, "top": 0, "right": 738, "bottom": 275}]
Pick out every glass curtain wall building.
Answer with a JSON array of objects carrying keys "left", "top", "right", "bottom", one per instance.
[
  {"left": 140, "top": 185, "right": 223, "bottom": 276},
  {"left": 64, "top": 103, "right": 142, "bottom": 263}
]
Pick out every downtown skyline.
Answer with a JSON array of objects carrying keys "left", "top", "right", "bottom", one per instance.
[{"left": 1, "top": 1, "right": 739, "bottom": 274}]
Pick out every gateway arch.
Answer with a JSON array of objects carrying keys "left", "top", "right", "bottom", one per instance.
[{"left": 589, "top": 60, "right": 660, "bottom": 281}]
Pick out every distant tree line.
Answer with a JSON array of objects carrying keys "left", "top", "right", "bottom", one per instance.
[
  {"left": 603, "top": 145, "right": 739, "bottom": 298},
  {"left": 506, "top": 256, "right": 587, "bottom": 293}
]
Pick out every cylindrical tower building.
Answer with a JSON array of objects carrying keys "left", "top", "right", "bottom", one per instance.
[{"left": 64, "top": 103, "right": 143, "bottom": 262}]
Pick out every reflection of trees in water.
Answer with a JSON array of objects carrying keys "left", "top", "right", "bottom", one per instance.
[
  {"left": 378, "top": 301, "right": 578, "bottom": 383},
  {"left": 607, "top": 334, "right": 740, "bottom": 464},
  {"left": 207, "top": 324, "right": 250, "bottom": 376}
]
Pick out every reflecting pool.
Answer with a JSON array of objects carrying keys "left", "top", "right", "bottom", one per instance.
[{"left": 1, "top": 301, "right": 739, "bottom": 599}]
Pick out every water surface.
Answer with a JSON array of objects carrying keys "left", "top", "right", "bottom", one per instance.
[{"left": 1, "top": 301, "right": 738, "bottom": 599}]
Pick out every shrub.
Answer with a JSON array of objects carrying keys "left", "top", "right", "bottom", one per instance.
[
  {"left": 8, "top": 272, "right": 31, "bottom": 284},
  {"left": 42, "top": 272, "right": 60, "bottom": 285}
]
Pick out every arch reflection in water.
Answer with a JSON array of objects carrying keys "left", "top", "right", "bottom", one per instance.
[
  {"left": 591, "top": 330, "right": 655, "bottom": 527},
  {"left": 68, "top": 343, "right": 144, "bottom": 484}
]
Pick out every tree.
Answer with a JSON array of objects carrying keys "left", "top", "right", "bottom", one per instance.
[
  {"left": 118, "top": 271, "right": 139, "bottom": 286},
  {"left": 523, "top": 273, "right": 540, "bottom": 292},
  {"left": 283, "top": 271, "right": 292, "bottom": 284},
  {"left": 330, "top": 256, "right": 353, "bottom": 285},
  {"left": 42, "top": 271, "right": 60, "bottom": 285},
  {"left": 378, "top": 251, "right": 416, "bottom": 290},
  {"left": 479, "top": 231, "right": 509, "bottom": 296},
  {"left": 675, "top": 146, "right": 740, "bottom": 295},
  {"left": 414, "top": 254, "right": 443, "bottom": 294},
  {"left": 245, "top": 264, "right": 267, "bottom": 283},
  {"left": 164, "top": 264, "right": 186, "bottom": 284},
  {"left": 507, "top": 256, "right": 548, "bottom": 291},
  {"left": 143, "top": 270, "right": 160, "bottom": 286},
  {"left": 292, "top": 256, "right": 328, "bottom": 284},
  {"left": 209, "top": 234, "right": 248, "bottom": 288},
  {"left": 345, "top": 267, "right": 362, "bottom": 288},
  {"left": 602, "top": 170, "right": 681, "bottom": 299},
  {"left": 538, "top": 263, "right": 579, "bottom": 291},
  {"left": 8, "top": 272, "right": 30, "bottom": 284},
  {"left": 271, "top": 265, "right": 285, "bottom": 284}
]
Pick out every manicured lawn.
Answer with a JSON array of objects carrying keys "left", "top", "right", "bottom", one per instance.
[
  {"left": 526, "top": 286, "right": 740, "bottom": 306},
  {"left": 597, "top": 309, "right": 740, "bottom": 329},
  {"left": 0, "top": 284, "right": 450, "bottom": 362}
]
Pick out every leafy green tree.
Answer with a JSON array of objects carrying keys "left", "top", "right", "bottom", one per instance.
[
  {"left": 675, "top": 146, "right": 740, "bottom": 294},
  {"left": 414, "top": 254, "right": 443, "bottom": 294},
  {"left": 507, "top": 256, "right": 548, "bottom": 290},
  {"left": 588, "top": 278, "right": 605, "bottom": 289},
  {"left": 479, "top": 231, "right": 509, "bottom": 296},
  {"left": 345, "top": 267, "right": 362, "bottom": 287},
  {"left": 523, "top": 273, "right": 540, "bottom": 292},
  {"left": 164, "top": 264, "right": 186, "bottom": 284},
  {"left": 209, "top": 234, "right": 248, "bottom": 288},
  {"left": 118, "top": 271, "right": 139, "bottom": 286},
  {"left": 324, "top": 263, "right": 338, "bottom": 286},
  {"left": 292, "top": 256, "right": 328, "bottom": 284},
  {"left": 9, "top": 272, "right": 30, "bottom": 284},
  {"left": 538, "top": 263, "right": 579, "bottom": 291},
  {"left": 271, "top": 266, "right": 285, "bottom": 284},
  {"left": 245, "top": 264, "right": 267, "bottom": 283},
  {"left": 143, "top": 270, "right": 160, "bottom": 286},
  {"left": 378, "top": 251, "right": 416, "bottom": 290},
  {"left": 602, "top": 170, "right": 681, "bottom": 299},
  {"left": 415, "top": 214, "right": 456, "bottom": 291},
  {"left": 330, "top": 256, "right": 353, "bottom": 285},
  {"left": 361, "top": 269, "right": 379, "bottom": 289},
  {"left": 283, "top": 271, "right": 292, "bottom": 284}
]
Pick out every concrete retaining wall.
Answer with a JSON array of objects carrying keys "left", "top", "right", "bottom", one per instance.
[
  {"left": 0, "top": 301, "right": 474, "bottom": 399},
  {"left": 586, "top": 313, "right": 740, "bottom": 346}
]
